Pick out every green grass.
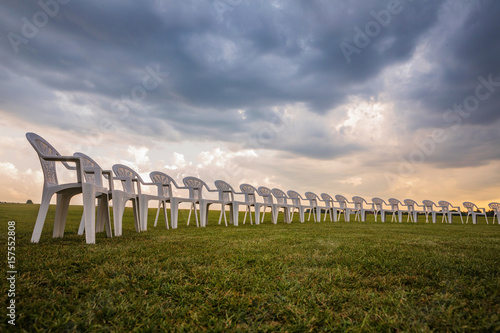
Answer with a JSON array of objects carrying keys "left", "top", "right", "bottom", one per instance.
[{"left": 1, "top": 203, "right": 499, "bottom": 332}]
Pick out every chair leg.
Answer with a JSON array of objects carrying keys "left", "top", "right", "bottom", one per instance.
[
  {"left": 96, "top": 198, "right": 105, "bottom": 233},
  {"left": 170, "top": 199, "right": 179, "bottom": 229},
  {"left": 78, "top": 214, "right": 85, "bottom": 235},
  {"left": 163, "top": 201, "right": 170, "bottom": 229},
  {"left": 218, "top": 205, "right": 224, "bottom": 225},
  {"left": 187, "top": 203, "right": 193, "bottom": 226},
  {"left": 31, "top": 192, "right": 54, "bottom": 243},
  {"left": 231, "top": 203, "right": 239, "bottom": 227},
  {"left": 223, "top": 204, "right": 228, "bottom": 227},
  {"left": 194, "top": 203, "right": 200, "bottom": 227},
  {"left": 255, "top": 205, "right": 261, "bottom": 225},
  {"left": 82, "top": 184, "right": 97, "bottom": 244},
  {"left": 54, "top": 193, "right": 72, "bottom": 238},
  {"left": 242, "top": 208, "right": 248, "bottom": 224},
  {"left": 154, "top": 201, "right": 162, "bottom": 227},
  {"left": 200, "top": 202, "right": 210, "bottom": 227},
  {"left": 139, "top": 196, "right": 150, "bottom": 231},
  {"left": 132, "top": 198, "right": 141, "bottom": 232},
  {"left": 102, "top": 195, "right": 112, "bottom": 237}
]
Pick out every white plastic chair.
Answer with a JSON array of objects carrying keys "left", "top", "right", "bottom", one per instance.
[
  {"left": 437, "top": 201, "right": 463, "bottom": 224},
  {"left": 286, "top": 191, "right": 318, "bottom": 223},
  {"left": 489, "top": 202, "right": 500, "bottom": 224},
  {"left": 182, "top": 176, "right": 217, "bottom": 227},
  {"left": 113, "top": 164, "right": 167, "bottom": 232},
  {"left": 352, "top": 196, "right": 373, "bottom": 222},
  {"left": 286, "top": 190, "right": 302, "bottom": 222},
  {"left": 149, "top": 171, "right": 178, "bottom": 229},
  {"left": 239, "top": 184, "right": 259, "bottom": 225},
  {"left": 371, "top": 197, "right": 389, "bottom": 222},
  {"left": 149, "top": 171, "right": 197, "bottom": 229},
  {"left": 387, "top": 198, "right": 403, "bottom": 222},
  {"left": 256, "top": 186, "right": 276, "bottom": 224},
  {"left": 422, "top": 200, "right": 438, "bottom": 223},
  {"left": 320, "top": 193, "right": 338, "bottom": 222},
  {"left": 463, "top": 202, "right": 489, "bottom": 224},
  {"left": 26, "top": 133, "right": 111, "bottom": 244},
  {"left": 304, "top": 192, "right": 322, "bottom": 222},
  {"left": 271, "top": 188, "right": 292, "bottom": 223},
  {"left": 403, "top": 199, "right": 424, "bottom": 223},
  {"left": 213, "top": 180, "right": 240, "bottom": 227},
  {"left": 74, "top": 152, "right": 134, "bottom": 238},
  {"left": 335, "top": 195, "right": 354, "bottom": 222}
]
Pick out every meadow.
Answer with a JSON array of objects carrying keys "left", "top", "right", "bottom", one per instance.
[{"left": 1, "top": 203, "right": 499, "bottom": 332}]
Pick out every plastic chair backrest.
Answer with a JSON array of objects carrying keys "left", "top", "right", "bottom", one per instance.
[
  {"left": 462, "top": 202, "right": 476, "bottom": 213},
  {"left": 388, "top": 198, "right": 400, "bottom": 210},
  {"left": 287, "top": 190, "right": 302, "bottom": 206},
  {"left": 321, "top": 193, "right": 334, "bottom": 207},
  {"left": 272, "top": 188, "right": 288, "bottom": 205},
  {"left": 257, "top": 186, "right": 274, "bottom": 204},
  {"left": 214, "top": 180, "right": 234, "bottom": 201},
  {"left": 239, "top": 184, "right": 257, "bottom": 204},
  {"left": 335, "top": 195, "right": 348, "bottom": 209},
  {"left": 422, "top": 200, "right": 435, "bottom": 209},
  {"left": 438, "top": 201, "right": 453, "bottom": 213},
  {"left": 304, "top": 192, "right": 319, "bottom": 207},
  {"left": 352, "top": 196, "right": 366, "bottom": 209},
  {"left": 113, "top": 164, "right": 143, "bottom": 194},
  {"left": 489, "top": 202, "right": 500, "bottom": 211},
  {"left": 183, "top": 176, "right": 206, "bottom": 200},
  {"left": 372, "top": 197, "right": 385, "bottom": 210},
  {"left": 26, "top": 132, "right": 61, "bottom": 185},
  {"left": 150, "top": 171, "right": 176, "bottom": 198},
  {"left": 74, "top": 152, "right": 103, "bottom": 187},
  {"left": 404, "top": 199, "right": 417, "bottom": 210}
]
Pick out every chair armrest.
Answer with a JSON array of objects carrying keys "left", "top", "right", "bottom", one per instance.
[
  {"left": 102, "top": 170, "right": 115, "bottom": 191},
  {"left": 43, "top": 155, "right": 83, "bottom": 183},
  {"left": 140, "top": 181, "right": 157, "bottom": 186}
]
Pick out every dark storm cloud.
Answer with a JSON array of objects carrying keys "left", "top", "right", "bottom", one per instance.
[
  {"left": 1, "top": 0, "right": 498, "bottom": 162},
  {"left": 397, "top": 0, "right": 500, "bottom": 127}
]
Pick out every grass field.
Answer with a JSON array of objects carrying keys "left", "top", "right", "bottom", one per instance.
[{"left": 1, "top": 203, "right": 499, "bottom": 332}]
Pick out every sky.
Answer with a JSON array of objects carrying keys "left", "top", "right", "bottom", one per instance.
[{"left": 0, "top": 0, "right": 499, "bottom": 209}]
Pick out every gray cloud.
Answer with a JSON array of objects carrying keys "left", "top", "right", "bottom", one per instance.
[{"left": 1, "top": 0, "right": 499, "bottom": 166}]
